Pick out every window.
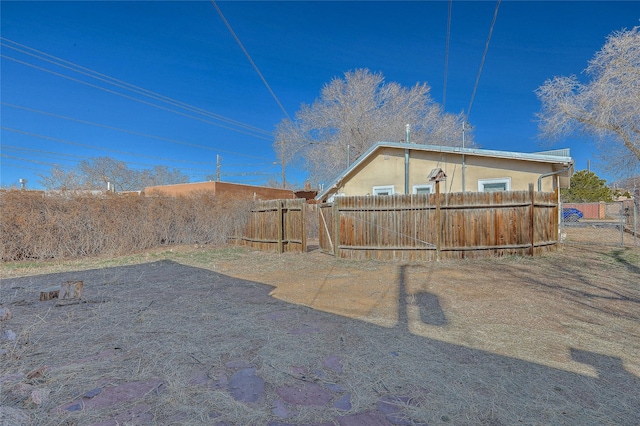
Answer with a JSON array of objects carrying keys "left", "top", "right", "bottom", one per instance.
[
  {"left": 478, "top": 178, "right": 511, "bottom": 192},
  {"left": 412, "top": 184, "right": 434, "bottom": 195},
  {"left": 372, "top": 185, "right": 394, "bottom": 196}
]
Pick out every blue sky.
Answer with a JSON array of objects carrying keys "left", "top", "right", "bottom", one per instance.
[{"left": 1, "top": 1, "right": 638, "bottom": 190}]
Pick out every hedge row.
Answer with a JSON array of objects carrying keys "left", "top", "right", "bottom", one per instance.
[{"left": 0, "top": 190, "right": 251, "bottom": 261}]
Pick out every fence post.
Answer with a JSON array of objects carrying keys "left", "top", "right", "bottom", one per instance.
[
  {"left": 333, "top": 198, "right": 341, "bottom": 257},
  {"left": 277, "top": 200, "right": 284, "bottom": 254},
  {"left": 529, "top": 183, "right": 535, "bottom": 256},
  {"left": 435, "top": 181, "right": 441, "bottom": 261},
  {"left": 554, "top": 187, "right": 560, "bottom": 244},
  {"left": 619, "top": 202, "right": 624, "bottom": 247},
  {"left": 635, "top": 199, "right": 638, "bottom": 247},
  {"left": 301, "top": 200, "right": 307, "bottom": 253}
]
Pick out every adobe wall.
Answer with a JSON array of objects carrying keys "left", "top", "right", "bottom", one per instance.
[
  {"left": 214, "top": 182, "right": 295, "bottom": 200},
  {"left": 144, "top": 181, "right": 295, "bottom": 200}
]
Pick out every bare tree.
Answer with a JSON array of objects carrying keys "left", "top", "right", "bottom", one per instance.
[
  {"left": 141, "top": 165, "right": 190, "bottom": 187},
  {"left": 38, "top": 165, "right": 85, "bottom": 190},
  {"left": 78, "top": 157, "right": 138, "bottom": 191},
  {"left": 535, "top": 27, "right": 640, "bottom": 177},
  {"left": 274, "top": 69, "right": 470, "bottom": 185},
  {"left": 39, "top": 157, "right": 190, "bottom": 191}
]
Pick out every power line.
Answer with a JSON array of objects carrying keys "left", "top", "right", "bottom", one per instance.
[
  {"left": 2, "top": 102, "right": 272, "bottom": 161},
  {"left": 467, "top": 0, "right": 501, "bottom": 119},
  {"left": 1, "top": 131, "right": 275, "bottom": 175},
  {"left": 1, "top": 126, "right": 220, "bottom": 168},
  {"left": 2, "top": 148, "right": 218, "bottom": 175},
  {"left": 0, "top": 161, "right": 46, "bottom": 174},
  {"left": 1, "top": 153, "right": 63, "bottom": 168},
  {"left": 443, "top": 0, "right": 453, "bottom": 110},
  {"left": 2, "top": 53, "right": 273, "bottom": 142},
  {"left": 1, "top": 37, "right": 272, "bottom": 138},
  {"left": 2, "top": 144, "right": 215, "bottom": 167},
  {"left": 210, "top": 1, "right": 292, "bottom": 122}
]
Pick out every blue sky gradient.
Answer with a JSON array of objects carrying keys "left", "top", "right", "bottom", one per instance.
[{"left": 2, "top": 1, "right": 639, "bottom": 189}]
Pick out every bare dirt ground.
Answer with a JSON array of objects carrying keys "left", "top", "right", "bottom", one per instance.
[{"left": 1, "top": 235, "right": 639, "bottom": 425}]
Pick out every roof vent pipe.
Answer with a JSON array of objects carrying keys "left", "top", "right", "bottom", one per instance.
[{"left": 405, "top": 124, "right": 411, "bottom": 143}]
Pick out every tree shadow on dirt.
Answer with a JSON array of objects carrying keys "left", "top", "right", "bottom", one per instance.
[
  {"left": 488, "top": 247, "right": 640, "bottom": 322},
  {"left": 605, "top": 248, "right": 640, "bottom": 275}
]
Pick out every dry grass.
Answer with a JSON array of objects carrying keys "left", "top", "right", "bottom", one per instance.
[{"left": 1, "top": 237, "right": 639, "bottom": 425}]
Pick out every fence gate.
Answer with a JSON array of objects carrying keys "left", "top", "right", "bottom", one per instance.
[
  {"left": 561, "top": 200, "right": 638, "bottom": 247},
  {"left": 318, "top": 203, "right": 335, "bottom": 255},
  {"left": 239, "top": 199, "right": 307, "bottom": 253}
]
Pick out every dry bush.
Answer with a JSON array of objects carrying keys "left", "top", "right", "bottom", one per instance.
[{"left": 0, "top": 190, "right": 252, "bottom": 262}]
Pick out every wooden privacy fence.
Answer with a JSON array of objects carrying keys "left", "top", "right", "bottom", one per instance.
[
  {"left": 238, "top": 199, "right": 307, "bottom": 253},
  {"left": 319, "top": 186, "right": 559, "bottom": 260}
]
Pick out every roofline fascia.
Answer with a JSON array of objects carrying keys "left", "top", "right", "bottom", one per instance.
[{"left": 315, "top": 141, "right": 574, "bottom": 201}]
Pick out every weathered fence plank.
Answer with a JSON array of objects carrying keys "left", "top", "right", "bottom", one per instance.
[
  {"left": 242, "top": 191, "right": 559, "bottom": 260},
  {"left": 239, "top": 199, "right": 307, "bottom": 253},
  {"left": 324, "top": 191, "right": 558, "bottom": 260}
]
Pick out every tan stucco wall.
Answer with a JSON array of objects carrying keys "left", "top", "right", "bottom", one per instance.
[
  {"left": 144, "top": 181, "right": 295, "bottom": 200},
  {"left": 335, "top": 147, "right": 563, "bottom": 197}
]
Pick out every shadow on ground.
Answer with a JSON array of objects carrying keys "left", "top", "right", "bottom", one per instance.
[{"left": 1, "top": 260, "right": 638, "bottom": 425}]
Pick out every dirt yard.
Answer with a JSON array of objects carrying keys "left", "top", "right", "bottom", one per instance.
[{"left": 1, "top": 239, "right": 639, "bottom": 425}]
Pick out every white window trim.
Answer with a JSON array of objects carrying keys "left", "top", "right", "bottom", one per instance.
[
  {"left": 412, "top": 184, "right": 434, "bottom": 195},
  {"left": 478, "top": 177, "right": 511, "bottom": 192},
  {"left": 372, "top": 185, "right": 395, "bottom": 196}
]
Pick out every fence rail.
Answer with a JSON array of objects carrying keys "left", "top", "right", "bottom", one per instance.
[{"left": 320, "top": 186, "right": 559, "bottom": 261}]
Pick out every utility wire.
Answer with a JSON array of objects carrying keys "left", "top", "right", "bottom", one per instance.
[
  {"left": 2, "top": 53, "right": 272, "bottom": 141},
  {"left": 1, "top": 146, "right": 88, "bottom": 168},
  {"left": 467, "top": 0, "right": 500, "bottom": 119},
  {"left": 1, "top": 154, "right": 63, "bottom": 168},
  {"left": 443, "top": 0, "right": 453, "bottom": 110},
  {"left": 211, "top": 0, "right": 292, "bottom": 121},
  {"left": 2, "top": 103, "right": 271, "bottom": 161},
  {"left": 1, "top": 144, "right": 215, "bottom": 166},
  {"left": 1, "top": 37, "right": 272, "bottom": 137},
  {"left": 0, "top": 161, "right": 45, "bottom": 174},
  {"left": 1, "top": 130, "right": 272, "bottom": 174},
  {"left": 2, "top": 126, "right": 221, "bottom": 168},
  {"left": 1, "top": 147, "right": 220, "bottom": 175}
]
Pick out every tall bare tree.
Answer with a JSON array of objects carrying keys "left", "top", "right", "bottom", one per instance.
[
  {"left": 38, "top": 165, "right": 85, "bottom": 191},
  {"left": 274, "top": 69, "right": 470, "bottom": 185},
  {"left": 39, "top": 157, "right": 189, "bottom": 191},
  {"left": 79, "top": 157, "right": 138, "bottom": 191},
  {"left": 535, "top": 27, "right": 640, "bottom": 177}
]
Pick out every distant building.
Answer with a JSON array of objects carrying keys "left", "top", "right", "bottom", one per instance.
[{"left": 144, "top": 181, "right": 295, "bottom": 200}]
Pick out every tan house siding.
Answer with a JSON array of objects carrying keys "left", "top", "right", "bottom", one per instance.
[
  {"left": 319, "top": 143, "right": 573, "bottom": 201},
  {"left": 144, "top": 181, "right": 295, "bottom": 200}
]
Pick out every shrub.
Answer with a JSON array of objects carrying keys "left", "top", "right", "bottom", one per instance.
[{"left": 0, "top": 190, "right": 251, "bottom": 262}]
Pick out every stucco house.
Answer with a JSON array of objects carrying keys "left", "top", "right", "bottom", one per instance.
[{"left": 316, "top": 142, "right": 574, "bottom": 202}]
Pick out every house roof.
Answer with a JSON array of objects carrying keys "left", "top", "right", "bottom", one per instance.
[{"left": 315, "top": 141, "right": 574, "bottom": 201}]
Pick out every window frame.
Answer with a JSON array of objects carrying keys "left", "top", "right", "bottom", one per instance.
[
  {"left": 372, "top": 185, "right": 395, "bottom": 196},
  {"left": 412, "top": 184, "right": 434, "bottom": 195},
  {"left": 477, "top": 177, "right": 511, "bottom": 192}
]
